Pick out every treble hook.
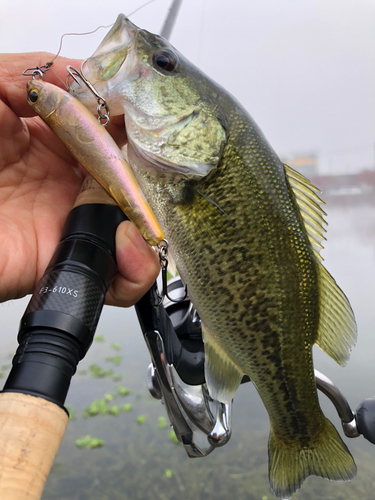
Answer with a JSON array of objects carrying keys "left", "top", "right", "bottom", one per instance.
[
  {"left": 66, "top": 61, "right": 110, "bottom": 126},
  {"left": 153, "top": 240, "right": 188, "bottom": 306}
]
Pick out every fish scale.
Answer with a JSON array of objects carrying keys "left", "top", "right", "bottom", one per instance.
[{"left": 71, "top": 14, "right": 357, "bottom": 499}]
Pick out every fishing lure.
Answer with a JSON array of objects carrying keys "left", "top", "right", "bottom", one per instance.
[{"left": 26, "top": 75, "right": 163, "bottom": 246}]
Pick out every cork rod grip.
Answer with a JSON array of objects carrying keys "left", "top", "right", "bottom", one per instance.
[{"left": 0, "top": 392, "right": 68, "bottom": 500}]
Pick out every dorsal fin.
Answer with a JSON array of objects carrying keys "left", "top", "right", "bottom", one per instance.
[
  {"left": 284, "top": 164, "right": 327, "bottom": 260},
  {"left": 284, "top": 164, "right": 357, "bottom": 366}
]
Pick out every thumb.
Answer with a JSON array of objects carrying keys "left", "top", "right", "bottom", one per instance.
[{"left": 105, "top": 221, "right": 160, "bottom": 307}]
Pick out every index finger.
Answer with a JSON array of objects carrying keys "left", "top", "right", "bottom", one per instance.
[{"left": 0, "top": 52, "right": 82, "bottom": 117}]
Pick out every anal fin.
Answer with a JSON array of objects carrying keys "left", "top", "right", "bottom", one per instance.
[
  {"left": 315, "top": 263, "right": 357, "bottom": 366},
  {"left": 202, "top": 325, "right": 244, "bottom": 403}
]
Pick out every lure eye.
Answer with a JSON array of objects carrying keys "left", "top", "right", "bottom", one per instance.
[
  {"left": 28, "top": 89, "right": 39, "bottom": 103},
  {"left": 152, "top": 51, "right": 177, "bottom": 73}
]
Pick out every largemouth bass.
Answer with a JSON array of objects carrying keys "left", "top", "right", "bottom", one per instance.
[
  {"left": 26, "top": 79, "right": 164, "bottom": 246},
  {"left": 72, "top": 15, "right": 357, "bottom": 498}
]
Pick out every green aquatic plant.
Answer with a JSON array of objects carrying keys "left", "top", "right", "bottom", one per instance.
[
  {"left": 136, "top": 415, "right": 146, "bottom": 424},
  {"left": 107, "top": 405, "right": 120, "bottom": 416},
  {"left": 111, "top": 343, "right": 121, "bottom": 351},
  {"left": 113, "top": 374, "right": 123, "bottom": 381},
  {"left": 167, "top": 270, "right": 177, "bottom": 280},
  {"left": 83, "top": 391, "right": 135, "bottom": 417},
  {"left": 164, "top": 469, "right": 173, "bottom": 478},
  {"left": 105, "top": 356, "right": 122, "bottom": 365},
  {"left": 117, "top": 386, "right": 132, "bottom": 396},
  {"left": 0, "top": 371, "right": 3, "bottom": 378},
  {"left": 168, "top": 430, "right": 180, "bottom": 445},
  {"left": 94, "top": 335, "right": 105, "bottom": 342},
  {"left": 89, "top": 364, "right": 113, "bottom": 378},
  {"left": 158, "top": 416, "right": 168, "bottom": 429},
  {"left": 75, "top": 435, "right": 104, "bottom": 449},
  {"left": 83, "top": 399, "right": 108, "bottom": 417},
  {"left": 65, "top": 404, "right": 75, "bottom": 420}
]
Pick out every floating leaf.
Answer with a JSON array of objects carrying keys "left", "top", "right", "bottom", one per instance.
[
  {"left": 83, "top": 399, "right": 108, "bottom": 417},
  {"left": 164, "top": 469, "right": 173, "bottom": 478},
  {"left": 94, "top": 335, "right": 105, "bottom": 342},
  {"left": 65, "top": 404, "right": 75, "bottom": 420},
  {"left": 105, "top": 356, "right": 122, "bottom": 366},
  {"left": 158, "top": 416, "right": 168, "bottom": 429},
  {"left": 89, "top": 364, "right": 113, "bottom": 378},
  {"left": 168, "top": 430, "right": 180, "bottom": 445},
  {"left": 75, "top": 435, "right": 104, "bottom": 449},
  {"left": 107, "top": 405, "right": 120, "bottom": 416},
  {"left": 111, "top": 343, "right": 121, "bottom": 351},
  {"left": 117, "top": 386, "right": 132, "bottom": 396},
  {"left": 136, "top": 415, "right": 146, "bottom": 424},
  {"left": 123, "top": 404, "right": 133, "bottom": 412}
]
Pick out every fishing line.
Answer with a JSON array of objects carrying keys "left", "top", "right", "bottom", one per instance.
[
  {"left": 45, "top": 0, "right": 157, "bottom": 86},
  {"left": 49, "top": 24, "right": 114, "bottom": 66},
  {"left": 127, "top": 0, "right": 157, "bottom": 17},
  {"left": 50, "top": 0, "right": 156, "bottom": 65},
  {"left": 38, "top": 23, "right": 113, "bottom": 88}
]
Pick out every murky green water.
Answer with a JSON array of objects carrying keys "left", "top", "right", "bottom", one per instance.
[{"left": 1, "top": 196, "right": 375, "bottom": 500}]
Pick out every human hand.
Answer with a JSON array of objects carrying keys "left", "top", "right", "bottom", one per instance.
[{"left": 0, "top": 52, "right": 159, "bottom": 305}]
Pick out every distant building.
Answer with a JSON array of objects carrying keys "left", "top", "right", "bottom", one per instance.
[
  {"left": 310, "top": 169, "right": 375, "bottom": 195},
  {"left": 281, "top": 153, "right": 319, "bottom": 179}
]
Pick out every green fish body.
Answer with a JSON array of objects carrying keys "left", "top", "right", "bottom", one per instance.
[{"left": 73, "top": 15, "right": 357, "bottom": 498}]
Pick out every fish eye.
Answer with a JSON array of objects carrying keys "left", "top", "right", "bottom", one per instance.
[
  {"left": 152, "top": 51, "right": 177, "bottom": 73},
  {"left": 28, "top": 89, "right": 39, "bottom": 103}
]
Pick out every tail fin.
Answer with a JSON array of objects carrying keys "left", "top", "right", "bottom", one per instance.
[{"left": 268, "top": 417, "right": 356, "bottom": 499}]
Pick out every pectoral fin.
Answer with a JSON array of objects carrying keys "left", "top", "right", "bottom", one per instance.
[{"left": 202, "top": 325, "right": 244, "bottom": 403}]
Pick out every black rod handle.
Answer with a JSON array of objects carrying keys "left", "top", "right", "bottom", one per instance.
[{"left": 2, "top": 203, "right": 127, "bottom": 408}]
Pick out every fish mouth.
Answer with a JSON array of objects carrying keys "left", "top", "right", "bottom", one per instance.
[
  {"left": 84, "top": 14, "right": 137, "bottom": 82},
  {"left": 69, "top": 14, "right": 137, "bottom": 115}
]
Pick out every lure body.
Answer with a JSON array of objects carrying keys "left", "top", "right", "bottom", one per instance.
[{"left": 27, "top": 80, "right": 163, "bottom": 246}]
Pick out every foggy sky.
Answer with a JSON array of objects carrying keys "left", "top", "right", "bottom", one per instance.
[{"left": 3, "top": 0, "right": 375, "bottom": 174}]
